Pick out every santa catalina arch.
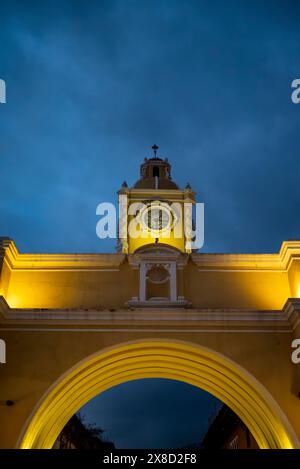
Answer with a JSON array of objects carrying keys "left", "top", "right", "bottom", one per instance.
[{"left": 0, "top": 152, "right": 300, "bottom": 449}]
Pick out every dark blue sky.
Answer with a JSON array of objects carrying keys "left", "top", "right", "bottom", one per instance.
[
  {"left": 81, "top": 379, "right": 220, "bottom": 448},
  {"left": 1, "top": 0, "right": 300, "bottom": 254},
  {"left": 1, "top": 0, "right": 300, "bottom": 448}
]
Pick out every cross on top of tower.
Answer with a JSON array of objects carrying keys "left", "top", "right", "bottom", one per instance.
[{"left": 151, "top": 144, "right": 159, "bottom": 158}]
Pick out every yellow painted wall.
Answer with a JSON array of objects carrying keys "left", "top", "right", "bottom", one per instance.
[
  {"left": 1, "top": 255, "right": 293, "bottom": 310},
  {"left": 4, "top": 264, "right": 139, "bottom": 310},
  {"left": 185, "top": 263, "right": 291, "bottom": 310}
]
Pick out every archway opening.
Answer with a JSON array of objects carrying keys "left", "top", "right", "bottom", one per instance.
[
  {"left": 19, "top": 340, "right": 298, "bottom": 449},
  {"left": 54, "top": 378, "right": 259, "bottom": 449}
]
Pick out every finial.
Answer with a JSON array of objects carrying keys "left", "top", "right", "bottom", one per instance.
[
  {"left": 122, "top": 181, "right": 128, "bottom": 188},
  {"left": 185, "top": 182, "right": 191, "bottom": 189},
  {"left": 151, "top": 144, "right": 159, "bottom": 158}
]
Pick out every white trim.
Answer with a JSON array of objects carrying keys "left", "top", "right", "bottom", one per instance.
[
  {"left": 0, "top": 327, "right": 293, "bottom": 333},
  {"left": 197, "top": 268, "right": 287, "bottom": 273},
  {"left": 2, "top": 268, "right": 120, "bottom": 272},
  {"left": 169, "top": 262, "right": 177, "bottom": 301}
]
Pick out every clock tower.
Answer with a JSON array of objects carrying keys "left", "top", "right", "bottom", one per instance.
[{"left": 118, "top": 146, "right": 196, "bottom": 307}]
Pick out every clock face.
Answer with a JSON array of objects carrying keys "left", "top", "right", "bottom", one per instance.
[{"left": 141, "top": 202, "right": 173, "bottom": 233}]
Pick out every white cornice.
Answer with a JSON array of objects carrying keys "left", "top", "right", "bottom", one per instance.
[
  {"left": 1, "top": 239, "right": 300, "bottom": 272},
  {"left": 191, "top": 240, "right": 300, "bottom": 271},
  {"left": 126, "top": 188, "right": 196, "bottom": 202},
  {"left": 0, "top": 239, "right": 126, "bottom": 271},
  {"left": 1, "top": 295, "right": 299, "bottom": 332}
]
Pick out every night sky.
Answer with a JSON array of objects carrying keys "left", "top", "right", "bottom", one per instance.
[
  {"left": 1, "top": 0, "right": 300, "bottom": 448},
  {"left": 81, "top": 379, "right": 220, "bottom": 448}
]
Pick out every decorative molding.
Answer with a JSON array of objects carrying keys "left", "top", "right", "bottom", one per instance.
[
  {"left": 128, "top": 244, "right": 189, "bottom": 269},
  {"left": 191, "top": 240, "right": 300, "bottom": 271},
  {"left": 127, "top": 298, "right": 190, "bottom": 309},
  {"left": 282, "top": 298, "right": 300, "bottom": 331},
  {"left": 2, "top": 238, "right": 300, "bottom": 273},
  {"left": 0, "top": 239, "right": 126, "bottom": 271},
  {"left": 127, "top": 245, "right": 188, "bottom": 305},
  {"left": 1, "top": 295, "right": 299, "bottom": 332},
  {"left": 2, "top": 239, "right": 300, "bottom": 273},
  {"left": 0, "top": 237, "right": 11, "bottom": 273}
]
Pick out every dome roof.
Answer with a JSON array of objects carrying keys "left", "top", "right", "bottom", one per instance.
[{"left": 132, "top": 155, "right": 179, "bottom": 190}]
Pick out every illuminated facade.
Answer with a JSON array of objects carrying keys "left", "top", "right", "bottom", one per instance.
[{"left": 0, "top": 153, "right": 300, "bottom": 449}]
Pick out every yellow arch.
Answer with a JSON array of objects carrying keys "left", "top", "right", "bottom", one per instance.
[{"left": 19, "top": 339, "right": 299, "bottom": 449}]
